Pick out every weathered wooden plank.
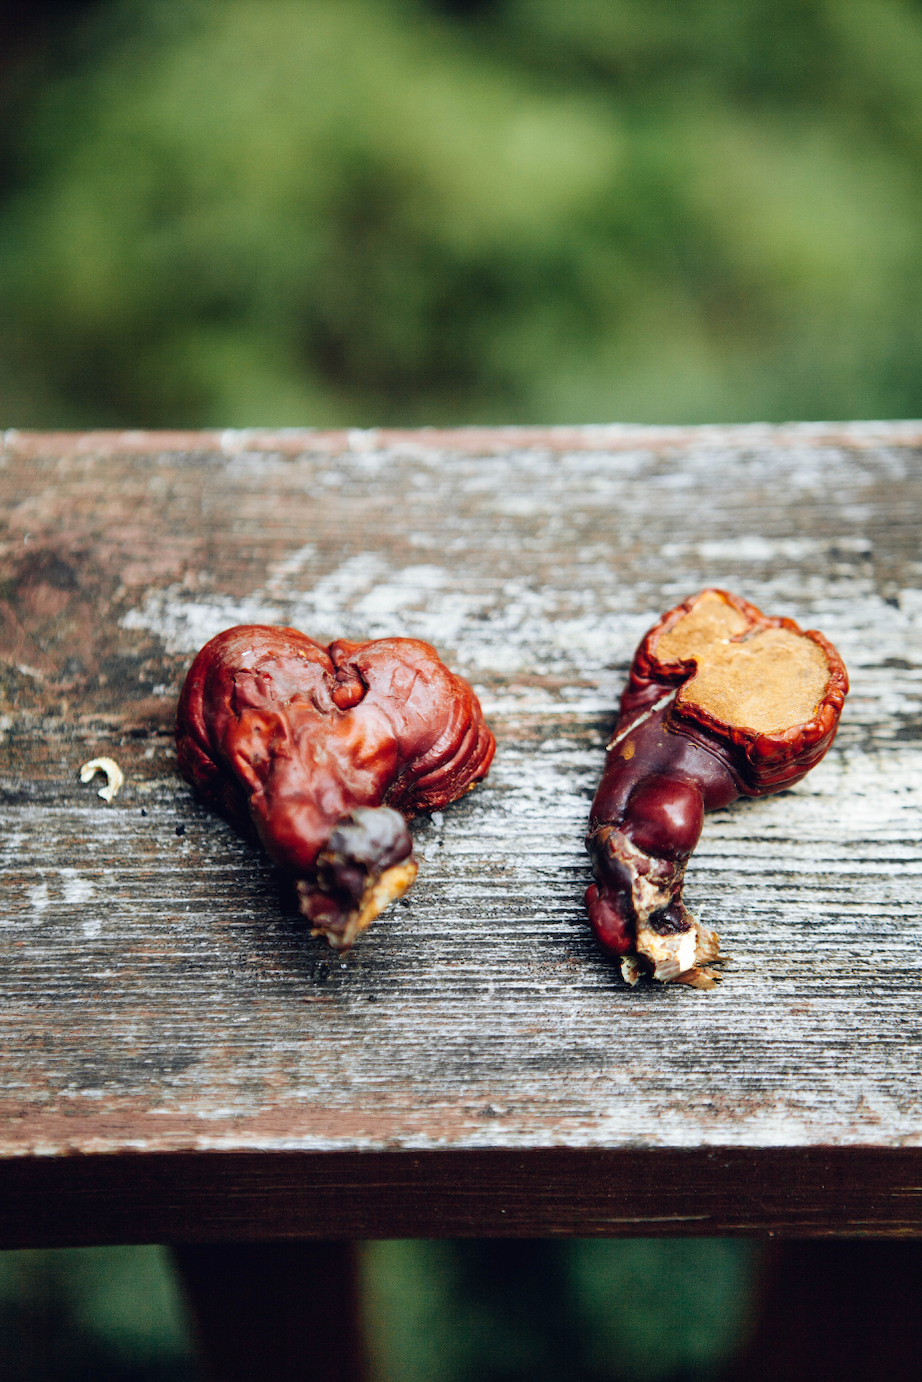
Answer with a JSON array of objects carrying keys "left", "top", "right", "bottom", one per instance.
[{"left": 2, "top": 423, "right": 922, "bottom": 1239}]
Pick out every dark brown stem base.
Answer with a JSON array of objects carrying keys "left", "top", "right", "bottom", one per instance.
[{"left": 296, "top": 806, "right": 417, "bottom": 950}]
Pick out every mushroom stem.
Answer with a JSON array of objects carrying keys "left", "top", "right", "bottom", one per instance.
[{"left": 587, "top": 589, "right": 848, "bottom": 987}]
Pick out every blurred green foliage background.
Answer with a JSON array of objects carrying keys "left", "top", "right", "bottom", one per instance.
[
  {"left": 0, "top": 1246, "right": 194, "bottom": 1381},
  {"left": 363, "top": 1239, "right": 757, "bottom": 1381},
  {"left": 0, "top": 1239, "right": 756, "bottom": 1381},
  {"left": 3, "top": 0, "right": 922, "bottom": 429}
]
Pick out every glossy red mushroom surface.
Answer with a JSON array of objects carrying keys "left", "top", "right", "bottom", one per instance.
[{"left": 177, "top": 625, "right": 495, "bottom": 948}]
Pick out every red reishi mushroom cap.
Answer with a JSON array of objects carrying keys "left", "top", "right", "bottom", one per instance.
[
  {"left": 636, "top": 589, "right": 848, "bottom": 793},
  {"left": 176, "top": 625, "right": 495, "bottom": 875}
]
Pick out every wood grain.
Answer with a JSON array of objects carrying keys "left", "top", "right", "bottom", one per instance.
[{"left": 2, "top": 423, "right": 922, "bottom": 1242}]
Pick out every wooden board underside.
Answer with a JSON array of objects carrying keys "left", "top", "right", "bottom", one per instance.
[
  {"left": 2, "top": 1148, "right": 922, "bottom": 1246},
  {"left": 2, "top": 422, "right": 922, "bottom": 1239}
]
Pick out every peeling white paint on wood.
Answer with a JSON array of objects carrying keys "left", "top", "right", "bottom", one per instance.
[{"left": 2, "top": 424, "right": 922, "bottom": 1172}]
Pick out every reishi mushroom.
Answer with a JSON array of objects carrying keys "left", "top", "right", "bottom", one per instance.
[
  {"left": 176, "top": 625, "right": 495, "bottom": 949},
  {"left": 585, "top": 589, "right": 848, "bottom": 988}
]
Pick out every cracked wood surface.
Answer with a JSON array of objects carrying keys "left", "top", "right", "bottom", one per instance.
[{"left": 2, "top": 422, "right": 922, "bottom": 1242}]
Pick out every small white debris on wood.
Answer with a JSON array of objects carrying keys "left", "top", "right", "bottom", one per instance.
[{"left": 79, "top": 757, "right": 125, "bottom": 804}]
